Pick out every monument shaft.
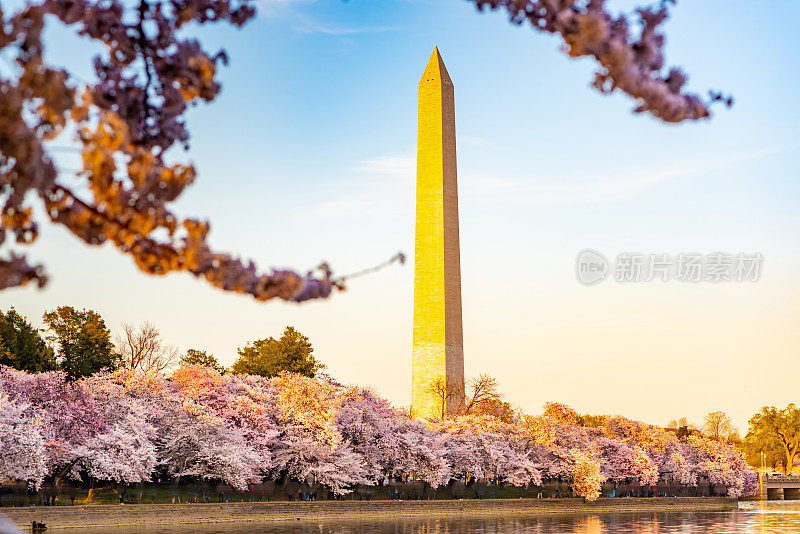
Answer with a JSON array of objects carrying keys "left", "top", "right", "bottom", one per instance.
[{"left": 412, "top": 48, "right": 464, "bottom": 420}]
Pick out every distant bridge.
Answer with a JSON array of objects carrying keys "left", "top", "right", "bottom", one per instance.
[{"left": 762, "top": 475, "right": 800, "bottom": 500}]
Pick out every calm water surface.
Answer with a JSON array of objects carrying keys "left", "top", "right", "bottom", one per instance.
[{"left": 64, "top": 501, "right": 800, "bottom": 534}]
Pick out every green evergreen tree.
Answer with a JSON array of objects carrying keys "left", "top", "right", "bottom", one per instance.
[
  {"left": 180, "top": 349, "right": 226, "bottom": 374},
  {"left": 0, "top": 308, "right": 57, "bottom": 372},
  {"left": 42, "top": 306, "right": 118, "bottom": 380},
  {"left": 231, "top": 326, "right": 323, "bottom": 378}
]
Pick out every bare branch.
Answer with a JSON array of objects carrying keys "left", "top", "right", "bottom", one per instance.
[{"left": 116, "top": 322, "right": 178, "bottom": 373}]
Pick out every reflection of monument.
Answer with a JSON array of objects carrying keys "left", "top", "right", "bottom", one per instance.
[{"left": 411, "top": 48, "right": 464, "bottom": 420}]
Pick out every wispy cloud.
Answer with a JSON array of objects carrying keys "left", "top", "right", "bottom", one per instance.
[
  {"left": 257, "top": 0, "right": 317, "bottom": 18},
  {"left": 463, "top": 142, "right": 800, "bottom": 206},
  {"left": 460, "top": 136, "right": 495, "bottom": 148},
  {"left": 305, "top": 155, "right": 415, "bottom": 219},
  {"left": 308, "top": 141, "right": 800, "bottom": 219},
  {"left": 461, "top": 172, "right": 517, "bottom": 194},
  {"left": 351, "top": 156, "right": 415, "bottom": 178},
  {"left": 293, "top": 23, "right": 401, "bottom": 36},
  {"left": 511, "top": 165, "right": 693, "bottom": 205},
  {"left": 258, "top": 0, "right": 401, "bottom": 38}
]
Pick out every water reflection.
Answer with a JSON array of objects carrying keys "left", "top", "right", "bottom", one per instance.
[{"left": 25, "top": 501, "right": 800, "bottom": 534}]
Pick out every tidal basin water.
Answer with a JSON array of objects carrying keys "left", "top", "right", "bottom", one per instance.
[{"left": 61, "top": 501, "right": 800, "bottom": 534}]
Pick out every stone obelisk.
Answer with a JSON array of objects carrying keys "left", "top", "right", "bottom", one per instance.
[{"left": 411, "top": 47, "right": 464, "bottom": 420}]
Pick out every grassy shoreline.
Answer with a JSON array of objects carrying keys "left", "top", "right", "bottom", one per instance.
[{"left": 2, "top": 497, "right": 738, "bottom": 529}]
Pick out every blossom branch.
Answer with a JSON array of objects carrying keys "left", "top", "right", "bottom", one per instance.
[{"left": 467, "top": 0, "right": 732, "bottom": 122}]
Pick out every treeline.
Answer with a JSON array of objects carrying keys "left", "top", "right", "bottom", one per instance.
[
  {"left": 0, "top": 306, "right": 772, "bottom": 501},
  {"left": 1, "top": 365, "right": 757, "bottom": 501},
  {"left": 0, "top": 307, "right": 322, "bottom": 380}
]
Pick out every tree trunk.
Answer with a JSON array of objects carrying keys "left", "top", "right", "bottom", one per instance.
[
  {"left": 52, "top": 458, "right": 80, "bottom": 491},
  {"left": 787, "top": 447, "right": 798, "bottom": 475}
]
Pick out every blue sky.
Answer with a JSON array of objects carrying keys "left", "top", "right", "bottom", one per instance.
[{"left": 4, "top": 0, "right": 800, "bottom": 431}]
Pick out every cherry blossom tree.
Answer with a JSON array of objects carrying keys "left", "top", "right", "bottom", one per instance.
[
  {"left": 0, "top": 367, "right": 108, "bottom": 484},
  {"left": 681, "top": 434, "right": 757, "bottom": 498},
  {"left": 480, "top": 434, "right": 542, "bottom": 486},
  {"left": 68, "top": 406, "right": 156, "bottom": 485},
  {"left": 0, "top": 0, "right": 366, "bottom": 300},
  {"left": 0, "top": 517, "right": 22, "bottom": 534},
  {"left": 594, "top": 437, "right": 658, "bottom": 486},
  {"left": 336, "top": 387, "right": 406, "bottom": 480},
  {"left": 156, "top": 406, "right": 261, "bottom": 490},
  {"left": 570, "top": 448, "right": 605, "bottom": 501},
  {"left": 0, "top": 0, "right": 720, "bottom": 299},
  {"left": 270, "top": 432, "right": 371, "bottom": 495},
  {"left": 393, "top": 420, "right": 450, "bottom": 488},
  {"left": 522, "top": 414, "right": 579, "bottom": 480},
  {"left": 118, "top": 367, "right": 264, "bottom": 489},
  {"left": 271, "top": 372, "right": 341, "bottom": 446},
  {"left": 71, "top": 376, "right": 158, "bottom": 485},
  {"left": 0, "top": 367, "right": 758, "bottom": 497},
  {"left": 171, "top": 365, "right": 279, "bottom": 469},
  {"left": 433, "top": 414, "right": 542, "bottom": 486},
  {"left": 266, "top": 375, "right": 375, "bottom": 494},
  {"left": 602, "top": 415, "right": 694, "bottom": 484},
  {"left": 543, "top": 402, "right": 580, "bottom": 425},
  {"left": 0, "top": 391, "right": 47, "bottom": 488}
]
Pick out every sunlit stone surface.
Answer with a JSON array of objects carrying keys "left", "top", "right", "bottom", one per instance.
[{"left": 411, "top": 48, "right": 464, "bottom": 420}]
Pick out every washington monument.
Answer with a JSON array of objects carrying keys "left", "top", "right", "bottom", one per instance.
[{"left": 411, "top": 48, "right": 464, "bottom": 420}]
